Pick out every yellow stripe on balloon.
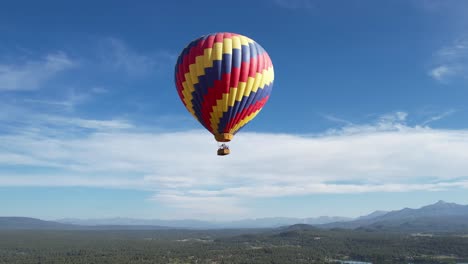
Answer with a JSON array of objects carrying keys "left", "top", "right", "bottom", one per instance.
[
  {"left": 209, "top": 93, "right": 228, "bottom": 132},
  {"left": 228, "top": 86, "right": 238, "bottom": 108},
  {"left": 181, "top": 80, "right": 196, "bottom": 117},
  {"left": 231, "top": 35, "right": 241, "bottom": 50},
  {"left": 239, "top": 35, "right": 255, "bottom": 45},
  {"left": 223, "top": 37, "right": 232, "bottom": 54},
  {"left": 243, "top": 76, "right": 255, "bottom": 99},
  {"left": 263, "top": 66, "right": 275, "bottom": 89},
  {"left": 251, "top": 73, "right": 263, "bottom": 93},
  {"left": 255, "top": 66, "right": 273, "bottom": 92},
  {"left": 212, "top": 42, "right": 223, "bottom": 61},
  {"left": 202, "top": 48, "right": 213, "bottom": 68},
  {"left": 235, "top": 80, "right": 247, "bottom": 102},
  {"left": 188, "top": 64, "right": 199, "bottom": 85},
  {"left": 195, "top": 54, "right": 205, "bottom": 77},
  {"left": 210, "top": 105, "right": 219, "bottom": 132}
]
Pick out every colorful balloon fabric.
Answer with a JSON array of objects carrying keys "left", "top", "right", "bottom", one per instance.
[{"left": 174, "top": 32, "right": 274, "bottom": 142}]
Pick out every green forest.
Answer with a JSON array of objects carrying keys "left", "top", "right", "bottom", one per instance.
[{"left": 1, "top": 227, "right": 467, "bottom": 264}]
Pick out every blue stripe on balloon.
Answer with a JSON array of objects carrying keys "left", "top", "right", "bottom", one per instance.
[
  {"left": 241, "top": 44, "right": 250, "bottom": 63},
  {"left": 249, "top": 42, "right": 258, "bottom": 60},
  {"left": 222, "top": 53, "right": 232, "bottom": 75},
  {"left": 232, "top": 48, "right": 241, "bottom": 68},
  {"left": 216, "top": 82, "right": 273, "bottom": 133}
]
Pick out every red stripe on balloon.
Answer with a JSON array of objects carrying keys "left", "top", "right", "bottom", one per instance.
[
  {"left": 199, "top": 72, "right": 231, "bottom": 133},
  {"left": 224, "top": 96, "right": 269, "bottom": 133}
]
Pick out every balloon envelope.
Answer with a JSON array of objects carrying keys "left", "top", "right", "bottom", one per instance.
[{"left": 174, "top": 32, "right": 274, "bottom": 141}]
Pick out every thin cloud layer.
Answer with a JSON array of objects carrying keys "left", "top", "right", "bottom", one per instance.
[
  {"left": 0, "top": 110, "right": 467, "bottom": 217},
  {"left": 0, "top": 52, "right": 75, "bottom": 91},
  {"left": 429, "top": 38, "right": 468, "bottom": 82},
  {"left": 99, "top": 38, "right": 176, "bottom": 77}
]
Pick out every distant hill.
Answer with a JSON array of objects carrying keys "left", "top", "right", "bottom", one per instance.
[
  {"left": 0, "top": 217, "right": 78, "bottom": 230},
  {"left": 319, "top": 210, "right": 390, "bottom": 229},
  {"left": 220, "top": 216, "right": 351, "bottom": 228},
  {"left": 57, "top": 216, "right": 351, "bottom": 229},
  {"left": 321, "top": 200, "right": 468, "bottom": 233},
  {"left": 0, "top": 217, "right": 171, "bottom": 230},
  {"left": 279, "top": 223, "right": 319, "bottom": 232},
  {"left": 84, "top": 225, "right": 172, "bottom": 230},
  {"left": 356, "top": 210, "right": 388, "bottom": 220},
  {"left": 4, "top": 201, "right": 468, "bottom": 232},
  {"left": 58, "top": 218, "right": 213, "bottom": 229}
]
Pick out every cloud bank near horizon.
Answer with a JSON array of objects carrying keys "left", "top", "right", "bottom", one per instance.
[{"left": 1, "top": 107, "right": 467, "bottom": 218}]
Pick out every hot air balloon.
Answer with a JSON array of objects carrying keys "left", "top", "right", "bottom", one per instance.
[{"left": 174, "top": 32, "right": 274, "bottom": 156}]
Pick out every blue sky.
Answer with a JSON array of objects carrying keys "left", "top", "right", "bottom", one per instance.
[{"left": 1, "top": 0, "right": 468, "bottom": 220}]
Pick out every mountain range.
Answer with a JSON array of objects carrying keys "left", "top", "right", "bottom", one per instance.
[
  {"left": 0, "top": 217, "right": 170, "bottom": 230},
  {"left": 1, "top": 200, "right": 468, "bottom": 233},
  {"left": 56, "top": 216, "right": 352, "bottom": 229},
  {"left": 320, "top": 200, "right": 468, "bottom": 232}
]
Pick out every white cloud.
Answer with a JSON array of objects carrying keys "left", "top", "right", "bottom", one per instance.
[
  {"left": 100, "top": 38, "right": 176, "bottom": 77},
  {"left": 23, "top": 91, "right": 90, "bottom": 111},
  {"left": 429, "top": 65, "right": 456, "bottom": 81},
  {"left": 0, "top": 38, "right": 174, "bottom": 93},
  {"left": 0, "top": 174, "right": 147, "bottom": 189},
  {"left": 48, "top": 116, "right": 134, "bottom": 130},
  {"left": 104, "top": 38, "right": 154, "bottom": 76},
  {"left": 91, "top": 86, "right": 108, "bottom": 94},
  {"left": 1, "top": 111, "right": 468, "bottom": 218},
  {"left": 325, "top": 111, "right": 408, "bottom": 135},
  {"left": 186, "top": 181, "right": 468, "bottom": 198},
  {"left": 0, "top": 52, "right": 75, "bottom": 91},
  {"left": 0, "top": 101, "right": 133, "bottom": 134},
  {"left": 322, "top": 114, "right": 354, "bottom": 126},
  {"left": 422, "top": 109, "right": 456, "bottom": 125},
  {"left": 429, "top": 38, "right": 468, "bottom": 82}
]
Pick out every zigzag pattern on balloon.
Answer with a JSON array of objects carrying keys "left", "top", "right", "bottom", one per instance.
[{"left": 175, "top": 32, "right": 274, "bottom": 137}]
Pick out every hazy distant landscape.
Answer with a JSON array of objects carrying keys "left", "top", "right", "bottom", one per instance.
[
  {"left": 2, "top": 201, "right": 468, "bottom": 263},
  {"left": 2, "top": 200, "right": 468, "bottom": 232}
]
